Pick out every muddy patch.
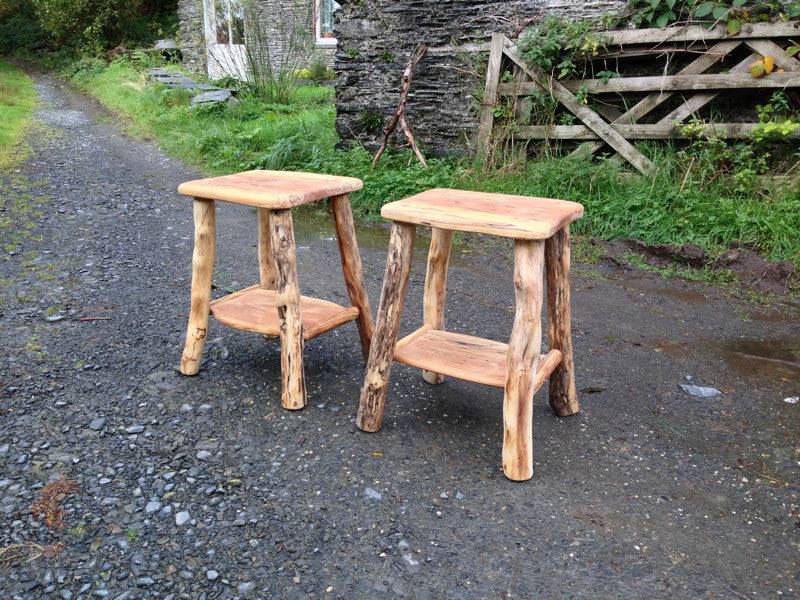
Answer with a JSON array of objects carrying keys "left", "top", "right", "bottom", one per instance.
[
  {"left": 649, "top": 286, "right": 710, "bottom": 303},
  {"left": 715, "top": 337, "right": 800, "bottom": 381}
]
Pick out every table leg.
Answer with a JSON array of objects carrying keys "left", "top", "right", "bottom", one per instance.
[
  {"left": 503, "top": 239, "right": 544, "bottom": 481},
  {"left": 545, "top": 226, "right": 579, "bottom": 417},
  {"left": 357, "top": 222, "right": 416, "bottom": 432},
  {"left": 422, "top": 227, "right": 452, "bottom": 384},
  {"left": 257, "top": 208, "right": 277, "bottom": 289},
  {"left": 270, "top": 209, "right": 306, "bottom": 410},
  {"left": 180, "top": 199, "right": 216, "bottom": 376},
  {"left": 330, "top": 194, "right": 374, "bottom": 360}
]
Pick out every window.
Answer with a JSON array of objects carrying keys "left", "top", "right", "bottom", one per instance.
[
  {"left": 315, "top": 0, "right": 338, "bottom": 47},
  {"left": 213, "top": 0, "right": 245, "bottom": 45}
]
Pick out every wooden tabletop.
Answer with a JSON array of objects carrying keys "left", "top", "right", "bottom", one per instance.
[
  {"left": 381, "top": 188, "right": 584, "bottom": 239},
  {"left": 177, "top": 170, "right": 363, "bottom": 208}
]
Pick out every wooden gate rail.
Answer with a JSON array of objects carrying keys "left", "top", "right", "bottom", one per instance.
[
  {"left": 511, "top": 123, "right": 800, "bottom": 140},
  {"left": 478, "top": 23, "right": 800, "bottom": 172}
]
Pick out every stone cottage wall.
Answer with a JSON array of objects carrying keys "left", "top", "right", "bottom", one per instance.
[
  {"left": 177, "top": 0, "right": 207, "bottom": 74},
  {"left": 334, "top": 0, "right": 625, "bottom": 154},
  {"left": 177, "top": 0, "right": 336, "bottom": 79}
]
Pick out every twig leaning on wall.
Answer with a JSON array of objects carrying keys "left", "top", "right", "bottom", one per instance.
[{"left": 372, "top": 44, "right": 429, "bottom": 170}]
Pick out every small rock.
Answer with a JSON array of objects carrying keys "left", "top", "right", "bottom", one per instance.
[
  {"left": 45, "top": 314, "right": 65, "bottom": 322},
  {"left": 784, "top": 396, "right": 799, "bottom": 404},
  {"left": 89, "top": 418, "right": 106, "bottom": 431},
  {"left": 364, "top": 487, "right": 382, "bottom": 501},
  {"left": 196, "top": 450, "right": 212, "bottom": 461},
  {"left": 135, "top": 577, "right": 154, "bottom": 587},
  {"left": 198, "top": 404, "right": 213, "bottom": 413},
  {"left": 124, "top": 425, "right": 145, "bottom": 434},
  {"left": 191, "top": 89, "right": 236, "bottom": 107},
  {"left": 179, "top": 403, "right": 194, "bottom": 413},
  {"left": 237, "top": 581, "right": 255, "bottom": 594},
  {"left": 679, "top": 384, "right": 721, "bottom": 398},
  {"left": 144, "top": 501, "right": 161, "bottom": 514},
  {"left": 206, "top": 570, "right": 219, "bottom": 581},
  {"left": 175, "top": 511, "right": 191, "bottom": 526}
]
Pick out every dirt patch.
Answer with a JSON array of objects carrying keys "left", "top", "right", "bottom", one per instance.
[{"left": 596, "top": 238, "right": 797, "bottom": 295}]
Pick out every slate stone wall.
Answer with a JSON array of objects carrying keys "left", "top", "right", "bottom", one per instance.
[
  {"left": 334, "top": 0, "right": 625, "bottom": 154},
  {"left": 177, "top": 0, "right": 207, "bottom": 75}
]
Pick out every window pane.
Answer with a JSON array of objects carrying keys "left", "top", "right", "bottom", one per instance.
[
  {"left": 230, "top": 1, "right": 245, "bottom": 44},
  {"left": 320, "top": 0, "right": 334, "bottom": 34},
  {"left": 214, "top": 0, "right": 230, "bottom": 43}
]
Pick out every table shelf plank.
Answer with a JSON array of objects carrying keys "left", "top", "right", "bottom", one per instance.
[
  {"left": 210, "top": 285, "right": 359, "bottom": 340},
  {"left": 394, "top": 327, "right": 561, "bottom": 389}
]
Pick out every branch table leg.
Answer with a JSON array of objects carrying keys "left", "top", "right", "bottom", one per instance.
[
  {"left": 503, "top": 239, "right": 544, "bottom": 481},
  {"left": 180, "top": 199, "right": 216, "bottom": 376},
  {"left": 545, "top": 226, "right": 579, "bottom": 417},
  {"left": 271, "top": 209, "right": 306, "bottom": 410},
  {"left": 422, "top": 227, "right": 452, "bottom": 384},
  {"left": 357, "top": 222, "right": 416, "bottom": 432},
  {"left": 257, "top": 208, "right": 277, "bottom": 289},
  {"left": 331, "top": 194, "right": 374, "bottom": 359}
]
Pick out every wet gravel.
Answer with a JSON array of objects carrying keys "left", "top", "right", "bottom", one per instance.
[{"left": 1, "top": 72, "right": 799, "bottom": 599}]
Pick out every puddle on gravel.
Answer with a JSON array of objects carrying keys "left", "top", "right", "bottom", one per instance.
[{"left": 715, "top": 337, "right": 800, "bottom": 381}]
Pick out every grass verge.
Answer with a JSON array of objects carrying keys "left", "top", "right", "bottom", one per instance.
[
  {"left": 64, "top": 56, "right": 800, "bottom": 269},
  {"left": 0, "top": 60, "right": 37, "bottom": 168}
]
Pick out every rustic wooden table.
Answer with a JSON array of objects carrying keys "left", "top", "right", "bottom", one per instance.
[
  {"left": 177, "top": 169, "right": 374, "bottom": 410},
  {"left": 357, "top": 188, "right": 584, "bottom": 481}
]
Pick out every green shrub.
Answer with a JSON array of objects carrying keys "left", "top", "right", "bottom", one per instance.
[
  {"left": 624, "top": 0, "right": 800, "bottom": 30},
  {"left": 31, "top": 0, "right": 140, "bottom": 51},
  {"left": 2, "top": 0, "right": 178, "bottom": 53},
  {"left": 0, "top": 0, "right": 45, "bottom": 54},
  {"left": 518, "top": 16, "right": 606, "bottom": 79}
]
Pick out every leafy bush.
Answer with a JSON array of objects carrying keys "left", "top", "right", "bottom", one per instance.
[
  {"left": 518, "top": 17, "right": 606, "bottom": 79},
  {"left": 31, "top": 0, "right": 140, "bottom": 51},
  {"left": 0, "top": 0, "right": 45, "bottom": 54},
  {"left": 0, "top": 0, "right": 178, "bottom": 54},
  {"left": 624, "top": 0, "right": 800, "bottom": 30}
]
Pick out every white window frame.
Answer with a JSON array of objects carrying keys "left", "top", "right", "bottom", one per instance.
[{"left": 314, "top": 0, "right": 338, "bottom": 48}]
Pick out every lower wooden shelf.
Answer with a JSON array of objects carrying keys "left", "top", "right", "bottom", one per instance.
[
  {"left": 210, "top": 284, "right": 359, "bottom": 340},
  {"left": 393, "top": 326, "right": 562, "bottom": 389}
]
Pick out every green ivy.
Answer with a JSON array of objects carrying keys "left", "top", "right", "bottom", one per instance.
[{"left": 625, "top": 0, "right": 800, "bottom": 31}]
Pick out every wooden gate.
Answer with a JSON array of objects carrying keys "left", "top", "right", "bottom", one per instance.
[{"left": 477, "top": 22, "right": 800, "bottom": 174}]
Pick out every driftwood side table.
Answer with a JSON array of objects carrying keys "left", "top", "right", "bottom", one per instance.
[
  {"left": 356, "top": 188, "right": 584, "bottom": 481},
  {"left": 177, "top": 170, "right": 374, "bottom": 410}
]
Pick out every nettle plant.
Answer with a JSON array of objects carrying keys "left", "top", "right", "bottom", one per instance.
[
  {"left": 625, "top": 0, "right": 800, "bottom": 32},
  {"left": 517, "top": 16, "right": 608, "bottom": 80}
]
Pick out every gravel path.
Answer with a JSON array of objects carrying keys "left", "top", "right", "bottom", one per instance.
[{"left": 1, "top": 73, "right": 799, "bottom": 599}]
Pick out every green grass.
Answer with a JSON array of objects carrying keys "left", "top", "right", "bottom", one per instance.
[
  {"left": 624, "top": 252, "right": 739, "bottom": 285},
  {"left": 0, "top": 60, "right": 36, "bottom": 168},
  {"left": 66, "top": 57, "right": 800, "bottom": 269}
]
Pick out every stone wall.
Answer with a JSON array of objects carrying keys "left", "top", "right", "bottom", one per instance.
[
  {"left": 334, "top": 0, "right": 626, "bottom": 154},
  {"left": 177, "top": 0, "right": 207, "bottom": 75},
  {"left": 176, "top": 0, "right": 336, "bottom": 79}
]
